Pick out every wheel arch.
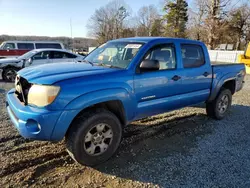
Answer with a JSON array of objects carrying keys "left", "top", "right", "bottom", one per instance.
[
  {"left": 70, "top": 99, "right": 127, "bottom": 127},
  {"left": 51, "top": 99, "right": 126, "bottom": 141},
  {"left": 208, "top": 73, "right": 236, "bottom": 102},
  {"left": 221, "top": 80, "right": 236, "bottom": 95},
  {"left": 2, "top": 65, "right": 21, "bottom": 81},
  {"left": 50, "top": 88, "right": 135, "bottom": 141}
]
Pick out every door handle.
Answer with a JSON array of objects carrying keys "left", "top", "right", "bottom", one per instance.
[
  {"left": 172, "top": 75, "right": 181, "bottom": 81},
  {"left": 203, "top": 72, "right": 209, "bottom": 77}
]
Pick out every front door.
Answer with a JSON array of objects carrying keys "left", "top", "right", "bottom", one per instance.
[
  {"left": 134, "top": 44, "right": 182, "bottom": 119},
  {"left": 30, "top": 51, "right": 52, "bottom": 67}
]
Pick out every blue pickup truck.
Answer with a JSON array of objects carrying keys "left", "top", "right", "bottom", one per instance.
[{"left": 6, "top": 37, "right": 245, "bottom": 166}]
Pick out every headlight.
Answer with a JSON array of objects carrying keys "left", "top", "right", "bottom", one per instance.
[{"left": 28, "top": 85, "right": 60, "bottom": 107}]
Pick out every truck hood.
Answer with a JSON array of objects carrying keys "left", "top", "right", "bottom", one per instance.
[{"left": 18, "top": 62, "right": 121, "bottom": 84}]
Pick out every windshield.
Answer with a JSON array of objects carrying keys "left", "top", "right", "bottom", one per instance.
[
  {"left": 84, "top": 42, "right": 144, "bottom": 69},
  {"left": 0, "top": 42, "right": 5, "bottom": 49},
  {"left": 17, "top": 50, "right": 37, "bottom": 60}
]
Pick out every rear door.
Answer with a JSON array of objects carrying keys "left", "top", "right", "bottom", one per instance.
[
  {"left": 178, "top": 44, "right": 212, "bottom": 104},
  {"left": 51, "top": 51, "right": 77, "bottom": 63}
]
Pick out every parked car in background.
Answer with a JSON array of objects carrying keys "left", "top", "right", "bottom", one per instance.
[
  {"left": 6, "top": 37, "right": 245, "bottom": 166},
  {"left": 0, "top": 41, "right": 64, "bottom": 59},
  {"left": 0, "top": 49, "right": 84, "bottom": 82}
]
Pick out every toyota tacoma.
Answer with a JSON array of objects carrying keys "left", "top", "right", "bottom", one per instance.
[{"left": 6, "top": 37, "right": 246, "bottom": 166}]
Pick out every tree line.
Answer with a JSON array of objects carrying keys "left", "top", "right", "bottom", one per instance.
[{"left": 88, "top": 0, "right": 250, "bottom": 50}]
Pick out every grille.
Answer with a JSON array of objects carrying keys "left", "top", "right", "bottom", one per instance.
[{"left": 15, "top": 76, "right": 32, "bottom": 105}]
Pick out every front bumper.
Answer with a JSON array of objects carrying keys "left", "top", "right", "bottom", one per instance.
[
  {"left": 6, "top": 88, "right": 79, "bottom": 141},
  {"left": 6, "top": 89, "right": 62, "bottom": 140}
]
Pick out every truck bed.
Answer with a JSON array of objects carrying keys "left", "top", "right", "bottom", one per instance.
[
  {"left": 211, "top": 61, "right": 245, "bottom": 66},
  {"left": 211, "top": 62, "right": 245, "bottom": 96}
]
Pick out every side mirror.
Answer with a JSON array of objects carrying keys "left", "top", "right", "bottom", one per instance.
[
  {"left": 27, "top": 58, "right": 33, "bottom": 64},
  {"left": 140, "top": 60, "right": 159, "bottom": 72}
]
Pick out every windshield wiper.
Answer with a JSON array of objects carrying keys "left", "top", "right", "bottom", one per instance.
[
  {"left": 82, "top": 59, "right": 94, "bottom": 66},
  {"left": 97, "top": 63, "right": 120, "bottom": 69}
]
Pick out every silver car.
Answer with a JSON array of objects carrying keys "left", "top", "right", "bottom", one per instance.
[{"left": 0, "top": 49, "right": 85, "bottom": 82}]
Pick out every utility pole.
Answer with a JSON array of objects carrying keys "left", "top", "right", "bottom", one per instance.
[{"left": 70, "top": 18, "right": 73, "bottom": 52}]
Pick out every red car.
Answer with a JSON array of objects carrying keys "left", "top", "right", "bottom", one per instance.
[{"left": 0, "top": 41, "right": 64, "bottom": 59}]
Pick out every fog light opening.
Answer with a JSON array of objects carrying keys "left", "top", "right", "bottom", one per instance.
[{"left": 26, "top": 119, "right": 41, "bottom": 134}]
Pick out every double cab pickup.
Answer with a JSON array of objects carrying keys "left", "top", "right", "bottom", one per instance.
[{"left": 6, "top": 37, "right": 246, "bottom": 166}]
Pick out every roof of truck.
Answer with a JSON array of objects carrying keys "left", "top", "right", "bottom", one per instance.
[{"left": 112, "top": 37, "right": 203, "bottom": 44}]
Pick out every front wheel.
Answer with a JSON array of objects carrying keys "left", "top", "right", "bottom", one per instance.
[
  {"left": 66, "top": 109, "right": 122, "bottom": 166},
  {"left": 206, "top": 88, "right": 232, "bottom": 120},
  {"left": 2, "top": 67, "right": 19, "bottom": 82}
]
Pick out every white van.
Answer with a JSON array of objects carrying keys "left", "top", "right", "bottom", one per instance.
[{"left": 0, "top": 41, "right": 64, "bottom": 50}]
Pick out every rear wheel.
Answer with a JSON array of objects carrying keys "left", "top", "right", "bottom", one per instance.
[
  {"left": 66, "top": 109, "right": 122, "bottom": 166},
  {"left": 2, "top": 67, "right": 18, "bottom": 82},
  {"left": 206, "top": 88, "right": 232, "bottom": 120}
]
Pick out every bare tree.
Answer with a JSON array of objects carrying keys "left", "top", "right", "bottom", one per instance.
[
  {"left": 204, "top": 0, "right": 232, "bottom": 49},
  {"left": 188, "top": 0, "right": 207, "bottom": 41},
  {"left": 136, "top": 5, "right": 160, "bottom": 36},
  {"left": 87, "top": 0, "right": 131, "bottom": 44},
  {"left": 228, "top": 4, "right": 250, "bottom": 49}
]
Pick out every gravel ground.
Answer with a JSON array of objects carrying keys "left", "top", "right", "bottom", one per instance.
[{"left": 0, "top": 75, "right": 250, "bottom": 188}]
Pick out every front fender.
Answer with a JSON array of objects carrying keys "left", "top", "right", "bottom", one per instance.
[
  {"left": 1, "top": 62, "right": 23, "bottom": 69},
  {"left": 50, "top": 88, "right": 136, "bottom": 140},
  {"left": 208, "top": 72, "right": 236, "bottom": 102},
  {"left": 65, "top": 88, "right": 136, "bottom": 121}
]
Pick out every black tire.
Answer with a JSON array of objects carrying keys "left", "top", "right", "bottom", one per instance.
[
  {"left": 206, "top": 88, "right": 232, "bottom": 120},
  {"left": 66, "top": 108, "right": 122, "bottom": 166},
  {"left": 2, "top": 67, "right": 19, "bottom": 82}
]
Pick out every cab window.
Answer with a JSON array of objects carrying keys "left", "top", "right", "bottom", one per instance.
[
  {"left": 143, "top": 44, "right": 176, "bottom": 70},
  {"left": 3, "top": 43, "right": 15, "bottom": 49}
]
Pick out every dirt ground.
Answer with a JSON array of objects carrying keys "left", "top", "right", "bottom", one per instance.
[{"left": 1, "top": 76, "right": 250, "bottom": 188}]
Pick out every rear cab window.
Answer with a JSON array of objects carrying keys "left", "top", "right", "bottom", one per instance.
[{"left": 181, "top": 44, "right": 205, "bottom": 68}]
